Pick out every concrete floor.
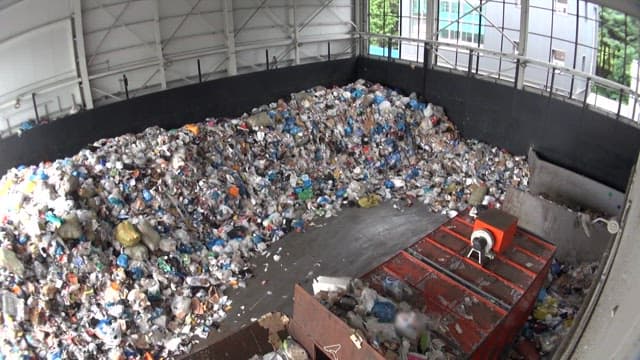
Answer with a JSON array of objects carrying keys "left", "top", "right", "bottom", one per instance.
[{"left": 190, "top": 202, "right": 447, "bottom": 358}]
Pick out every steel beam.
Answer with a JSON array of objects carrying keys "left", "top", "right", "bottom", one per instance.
[
  {"left": 299, "top": 0, "right": 335, "bottom": 33},
  {"left": 223, "top": 0, "right": 238, "bottom": 75},
  {"left": 425, "top": 0, "right": 437, "bottom": 68},
  {"left": 516, "top": 0, "right": 529, "bottom": 90},
  {"left": 162, "top": 0, "right": 203, "bottom": 50},
  {"left": 289, "top": 0, "right": 300, "bottom": 64},
  {"left": 151, "top": 0, "right": 166, "bottom": 89},
  {"left": 72, "top": 0, "right": 94, "bottom": 109}
]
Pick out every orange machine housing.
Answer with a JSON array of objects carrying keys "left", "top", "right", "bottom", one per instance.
[
  {"left": 289, "top": 209, "right": 556, "bottom": 360},
  {"left": 472, "top": 208, "right": 518, "bottom": 253}
]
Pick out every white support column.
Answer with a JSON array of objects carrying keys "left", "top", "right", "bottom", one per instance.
[
  {"left": 289, "top": 0, "right": 300, "bottom": 64},
  {"left": 425, "top": 0, "right": 437, "bottom": 68},
  {"left": 516, "top": 0, "right": 529, "bottom": 90},
  {"left": 152, "top": 0, "right": 167, "bottom": 89},
  {"left": 72, "top": 0, "right": 93, "bottom": 109},
  {"left": 353, "top": 0, "right": 361, "bottom": 56},
  {"left": 223, "top": 0, "right": 238, "bottom": 76}
]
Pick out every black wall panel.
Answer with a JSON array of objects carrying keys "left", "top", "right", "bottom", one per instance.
[
  {"left": 356, "top": 57, "right": 640, "bottom": 191},
  {"left": 1, "top": 56, "right": 638, "bottom": 192},
  {"left": 0, "top": 59, "right": 357, "bottom": 174}
]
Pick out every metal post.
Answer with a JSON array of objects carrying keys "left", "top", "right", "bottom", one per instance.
[
  {"left": 32, "top": 93, "right": 39, "bottom": 122},
  {"left": 328, "top": 42, "right": 331, "bottom": 61},
  {"left": 387, "top": 36, "right": 392, "bottom": 61},
  {"left": 468, "top": 50, "right": 474, "bottom": 76},
  {"left": 549, "top": 68, "right": 556, "bottom": 98},
  {"left": 514, "top": 58, "right": 520, "bottom": 89},
  {"left": 617, "top": 89, "right": 624, "bottom": 119},
  {"left": 197, "top": 59, "right": 202, "bottom": 83},
  {"left": 123, "top": 74, "right": 129, "bottom": 100},
  {"left": 266, "top": 49, "right": 270, "bottom": 70},
  {"left": 583, "top": 78, "right": 590, "bottom": 108}
]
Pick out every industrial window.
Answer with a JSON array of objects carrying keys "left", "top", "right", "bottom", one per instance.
[
  {"left": 441, "top": 1, "right": 450, "bottom": 13},
  {"left": 552, "top": 49, "right": 566, "bottom": 67},
  {"left": 412, "top": 0, "right": 427, "bottom": 16},
  {"left": 368, "top": 0, "right": 401, "bottom": 58},
  {"left": 555, "top": 0, "right": 568, "bottom": 14}
]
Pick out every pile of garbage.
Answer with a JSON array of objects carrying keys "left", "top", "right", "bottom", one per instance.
[
  {"left": 0, "top": 79, "right": 529, "bottom": 359},
  {"left": 313, "top": 276, "right": 459, "bottom": 359},
  {"left": 513, "top": 261, "right": 599, "bottom": 358}
]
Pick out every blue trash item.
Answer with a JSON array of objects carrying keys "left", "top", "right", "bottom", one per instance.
[
  {"left": 373, "top": 95, "right": 385, "bottom": 105},
  {"left": 551, "top": 258, "right": 562, "bottom": 276},
  {"left": 206, "top": 238, "right": 225, "bottom": 249},
  {"left": 251, "top": 234, "right": 264, "bottom": 245},
  {"left": 352, "top": 88, "right": 365, "bottom": 99},
  {"left": 292, "top": 219, "right": 305, "bottom": 231},
  {"left": 335, "top": 188, "right": 347, "bottom": 198},
  {"left": 45, "top": 212, "right": 63, "bottom": 226},
  {"left": 384, "top": 180, "right": 395, "bottom": 189},
  {"left": 383, "top": 276, "right": 405, "bottom": 300},
  {"left": 537, "top": 288, "right": 548, "bottom": 302},
  {"left": 371, "top": 301, "right": 397, "bottom": 322},
  {"left": 177, "top": 244, "right": 193, "bottom": 254},
  {"left": 116, "top": 254, "right": 129, "bottom": 268},
  {"left": 108, "top": 196, "right": 124, "bottom": 206},
  {"left": 344, "top": 125, "right": 353, "bottom": 137},
  {"left": 142, "top": 189, "right": 153, "bottom": 202},
  {"left": 130, "top": 267, "right": 144, "bottom": 280}
]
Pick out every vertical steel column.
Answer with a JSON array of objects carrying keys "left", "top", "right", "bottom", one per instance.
[
  {"left": 569, "top": 0, "right": 579, "bottom": 98},
  {"left": 72, "top": 0, "right": 93, "bottom": 109},
  {"left": 497, "top": 0, "right": 505, "bottom": 80},
  {"left": 290, "top": 0, "right": 300, "bottom": 64},
  {"left": 425, "top": 0, "right": 436, "bottom": 69},
  {"left": 515, "top": 0, "right": 529, "bottom": 90},
  {"left": 475, "top": 0, "right": 483, "bottom": 74},
  {"left": 151, "top": 0, "right": 167, "bottom": 89},
  {"left": 545, "top": 1, "right": 556, "bottom": 91},
  {"left": 223, "top": 0, "right": 238, "bottom": 76}
]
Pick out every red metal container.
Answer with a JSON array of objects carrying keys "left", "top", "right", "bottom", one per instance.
[{"left": 290, "top": 209, "right": 556, "bottom": 359}]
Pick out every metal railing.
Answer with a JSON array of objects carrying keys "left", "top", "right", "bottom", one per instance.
[{"left": 358, "top": 32, "right": 640, "bottom": 124}]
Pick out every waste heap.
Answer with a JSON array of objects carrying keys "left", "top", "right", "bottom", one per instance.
[
  {"left": 511, "top": 261, "right": 599, "bottom": 359},
  {"left": 0, "top": 80, "right": 529, "bottom": 359},
  {"left": 315, "top": 277, "right": 459, "bottom": 359}
]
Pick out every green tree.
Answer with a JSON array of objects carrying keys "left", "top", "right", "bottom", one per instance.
[
  {"left": 595, "top": 7, "right": 640, "bottom": 102},
  {"left": 369, "top": 0, "right": 400, "bottom": 47}
]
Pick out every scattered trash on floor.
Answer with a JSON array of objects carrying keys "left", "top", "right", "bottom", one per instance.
[
  {"left": 509, "top": 261, "right": 599, "bottom": 359},
  {"left": 0, "top": 80, "right": 529, "bottom": 358}
]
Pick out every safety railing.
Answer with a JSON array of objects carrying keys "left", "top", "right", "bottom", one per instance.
[{"left": 357, "top": 32, "right": 640, "bottom": 124}]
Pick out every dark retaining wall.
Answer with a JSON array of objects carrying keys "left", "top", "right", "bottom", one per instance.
[
  {"left": 356, "top": 57, "right": 640, "bottom": 192},
  {"left": 1, "top": 56, "right": 638, "bottom": 192},
  {"left": 0, "top": 58, "right": 357, "bottom": 174}
]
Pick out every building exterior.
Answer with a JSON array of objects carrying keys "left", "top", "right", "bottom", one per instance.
[{"left": 388, "top": 0, "right": 600, "bottom": 97}]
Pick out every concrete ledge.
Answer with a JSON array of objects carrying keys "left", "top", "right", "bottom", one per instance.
[
  {"left": 528, "top": 148, "right": 624, "bottom": 217},
  {"left": 503, "top": 188, "right": 612, "bottom": 263}
]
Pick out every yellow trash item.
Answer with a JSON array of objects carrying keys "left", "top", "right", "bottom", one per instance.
[
  {"left": 184, "top": 123, "right": 199, "bottom": 136},
  {"left": 115, "top": 221, "right": 142, "bottom": 247},
  {"left": 358, "top": 194, "right": 382, "bottom": 208}
]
